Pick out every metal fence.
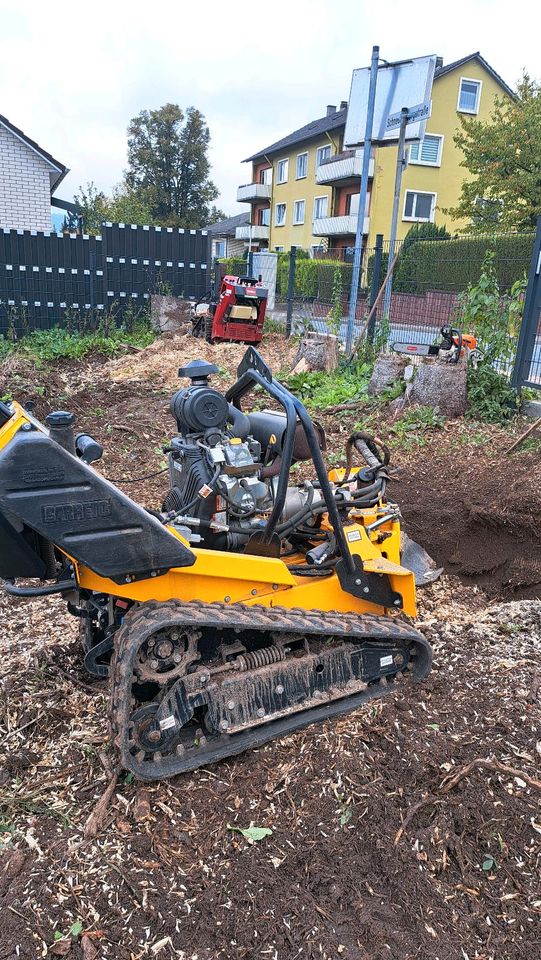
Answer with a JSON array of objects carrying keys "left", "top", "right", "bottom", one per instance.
[
  {"left": 0, "top": 223, "right": 210, "bottom": 335},
  {"left": 512, "top": 217, "right": 541, "bottom": 390},
  {"left": 268, "top": 235, "right": 534, "bottom": 370}
]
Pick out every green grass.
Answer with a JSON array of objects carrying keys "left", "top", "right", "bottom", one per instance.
[
  {"left": 0, "top": 320, "right": 155, "bottom": 364},
  {"left": 263, "top": 314, "right": 286, "bottom": 335},
  {"left": 389, "top": 405, "right": 445, "bottom": 447}
]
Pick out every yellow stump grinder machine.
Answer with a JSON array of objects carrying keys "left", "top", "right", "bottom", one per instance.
[{"left": 0, "top": 348, "right": 431, "bottom": 780}]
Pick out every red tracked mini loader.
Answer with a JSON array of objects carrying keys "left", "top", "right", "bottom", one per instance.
[{"left": 191, "top": 274, "right": 268, "bottom": 344}]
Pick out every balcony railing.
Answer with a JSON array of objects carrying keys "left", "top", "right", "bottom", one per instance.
[
  {"left": 316, "top": 151, "right": 374, "bottom": 185},
  {"left": 235, "top": 224, "right": 270, "bottom": 241},
  {"left": 312, "top": 214, "right": 370, "bottom": 237},
  {"left": 237, "top": 183, "right": 272, "bottom": 203}
]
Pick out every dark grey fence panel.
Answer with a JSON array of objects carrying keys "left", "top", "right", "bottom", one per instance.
[{"left": 0, "top": 223, "right": 210, "bottom": 335}]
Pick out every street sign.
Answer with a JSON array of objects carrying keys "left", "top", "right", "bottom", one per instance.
[
  {"left": 385, "top": 100, "right": 432, "bottom": 132},
  {"left": 344, "top": 56, "right": 436, "bottom": 146}
]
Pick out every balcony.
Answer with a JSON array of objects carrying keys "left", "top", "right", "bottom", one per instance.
[
  {"left": 237, "top": 183, "right": 272, "bottom": 203},
  {"left": 312, "top": 214, "right": 370, "bottom": 237},
  {"left": 316, "top": 151, "right": 374, "bottom": 185},
  {"left": 235, "top": 224, "right": 270, "bottom": 241}
]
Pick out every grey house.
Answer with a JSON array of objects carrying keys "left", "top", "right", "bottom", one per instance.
[
  {"left": 207, "top": 213, "right": 249, "bottom": 259},
  {"left": 0, "top": 114, "right": 68, "bottom": 232}
]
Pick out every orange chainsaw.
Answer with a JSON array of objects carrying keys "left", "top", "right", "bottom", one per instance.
[{"left": 392, "top": 326, "right": 477, "bottom": 365}]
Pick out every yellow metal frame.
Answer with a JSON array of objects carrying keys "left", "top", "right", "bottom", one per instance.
[{"left": 1, "top": 402, "right": 417, "bottom": 617}]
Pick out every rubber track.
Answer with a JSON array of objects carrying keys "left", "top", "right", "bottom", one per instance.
[{"left": 110, "top": 600, "right": 432, "bottom": 781}]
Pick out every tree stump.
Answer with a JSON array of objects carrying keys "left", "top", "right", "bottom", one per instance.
[
  {"left": 291, "top": 332, "right": 339, "bottom": 373},
  {"left": 409, "top": 354, "right": 467, "bottom": 418},
  {"left": 150, "top": 295, "right": 193, "bottom": 333},
  {"left": 367, "top": 353, "right": 407, "bottom": 395}
]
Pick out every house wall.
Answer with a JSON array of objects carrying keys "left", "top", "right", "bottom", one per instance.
[
  {"left": 266, "top": 130, "right": 341, "bottom": 251},
  {"left": 0, "top": 125, "right": 53, "bottom": 231},
  {"left": 240, "top": 59, "right": 511, "bottom": 254},
  {"left": 368, "top": 62, "right": 509, "bottom": 244},
  {"left": 211, "top": 236, "right": 245, "bottom": 259}
]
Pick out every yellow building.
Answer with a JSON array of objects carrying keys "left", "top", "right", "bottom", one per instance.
[{"left": 235, "top": 53, "right": 514, "bottom": 253}]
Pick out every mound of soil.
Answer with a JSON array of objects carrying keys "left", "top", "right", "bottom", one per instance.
[{"left": 396, "top": 447, "right": 541, "bottom": 600}]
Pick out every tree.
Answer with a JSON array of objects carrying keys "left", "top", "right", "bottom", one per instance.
[
  {"left": 445, "top": 74, "right": 541, "bottom": 233},
  {"left": 70, "top": 182, "right": 109, "bottom": 234},
  {"left": 125, "top": 103, "right": 220, "bottom": 227},
  {"left": 70, "top": 182, "right": 155, "bottom": 235}
]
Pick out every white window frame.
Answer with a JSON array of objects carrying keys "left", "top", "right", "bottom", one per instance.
[
  {"left": 274, "top": 245, "right": 284, "bottom": 252},
  {"left": 457, "top": 77, "right": 482, "bottom": 115},
  {"left": 316, "top": 144, "right": 331, "bottom": 166},
  {"left": 293, "top": 199, "right": 305, "bottom": 225},
  {"left": 402, "top": 190, "right": 437, "bottom": 223},
  {"left": 346, "top": 192, "right": 360, "bottom": 216},
  {"left": 214, "top": 240, "right": 226, "bottom": 259},
  {"left": 313, "top": 195, "right": 328, "bottom": 221},
  {"left": 408, "top": 133, "right": 444, "bottom": 167},
  {"left": 276, "top": 158, "right": 289, "bottom": 184},
  {"left": 275, "top": 202, "right": 287, "bottom": 227},
  {"left": 296, "top": 152, "right": 308, "bottom": 179}
]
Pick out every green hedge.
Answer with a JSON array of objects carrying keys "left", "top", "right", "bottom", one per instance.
[
  {"left": 277, "top": 257, "right": 353, "bottom": 300},
  {"left": 216, "top": 257, "right": 247, "bottom": 276},
  {"left": 394, "top": 234, "right": 534, "bottom": 294}
]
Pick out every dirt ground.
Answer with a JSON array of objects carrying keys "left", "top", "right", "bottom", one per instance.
[{"left": 1, "top": 333, "right": 540, "bottom": 960}]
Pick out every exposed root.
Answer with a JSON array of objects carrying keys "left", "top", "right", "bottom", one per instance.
[
  {"left": 395, "top": 757, "right": 541, "bottom": 844},
  {"left": 83, "top": 752, "right": 121, "bottom": 840}
]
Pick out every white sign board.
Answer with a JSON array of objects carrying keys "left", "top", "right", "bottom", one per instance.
[{"left": 344, "top": 55, "right": 436, "bottom": 147}]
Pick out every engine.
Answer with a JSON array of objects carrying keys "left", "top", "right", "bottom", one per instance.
[
  {"left": 162, "top": 360, "right": 387, "bottom": 556},
  {"left": 161, "top": 361, "right": 323, "bottom": 550}
]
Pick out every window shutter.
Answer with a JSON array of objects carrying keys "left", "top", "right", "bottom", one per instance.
[
  {"left": 459, "top": 80, "right": 479, "bottom": 112},
  {"left": 421, "top": 135, "right": 440, "bottom": 164}
]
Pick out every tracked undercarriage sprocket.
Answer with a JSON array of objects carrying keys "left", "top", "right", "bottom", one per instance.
[{"left": 110, "top": 600, "right": 431, "bottom": 780}]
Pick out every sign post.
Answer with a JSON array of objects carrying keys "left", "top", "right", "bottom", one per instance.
[
  {"left": 345, "top": 45, "right": 379, "bottom": 357},
  {"left": 343, "top": 53, "right": 436, "bottom": 355},
  {"left": 382, "top": 101, "right": 431, "bottom": 318},
  {"left": 382, "top": 107, "right": 409, "bottom": 319}
]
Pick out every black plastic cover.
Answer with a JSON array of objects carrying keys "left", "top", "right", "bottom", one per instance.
[
  {"left": 0, "top": 430, "right": 195, "bottom": 583},
  {"left": 0, "top": 512, "right": 47, "bottom": 579},
  {"left": 0, "top": 401, "right": 14, "bottom": 428}
]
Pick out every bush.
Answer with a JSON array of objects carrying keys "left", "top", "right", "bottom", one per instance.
[
  {"left": 216, "top": 257, "right": 247, "bottom": 276},
  {"left": 458, "top": 251, "right": 523, "bottom": 423},
  {"left": 283, "top": 361, "right": 372, "bottom": 410},
  {"left": 277, "top": 257, "right": 353, "bottom": 300}
]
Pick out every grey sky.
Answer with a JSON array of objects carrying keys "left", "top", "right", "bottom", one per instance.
[{"left": 0, "top": 0, "right": 536, "bottom": 219}]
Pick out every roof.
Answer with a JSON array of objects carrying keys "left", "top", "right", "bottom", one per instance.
[
  {"left": 434, "top": 52, "right": 515, "bottom": 99},
  {"left": 244, "top": 108, "right": 347, "bottom": 162},
  {"left": 243, "top": 52, "right": 514, "bottom": 165},
  {"left": 207, "top": 212, "right": 249, "bottom": 236},
  {"left": 0, "top": 114, "right": 68, "bottom": 192}
]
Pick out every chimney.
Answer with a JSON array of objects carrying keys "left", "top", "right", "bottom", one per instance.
[
  {"left": 339, "top": 100, "right": 348, "bottom": 111},
  {"left": 326, "top": 104, "right": 337, "bottom": 116},
  {"left": 435, "top": 56, "right": 443, "bottom": 69}
]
